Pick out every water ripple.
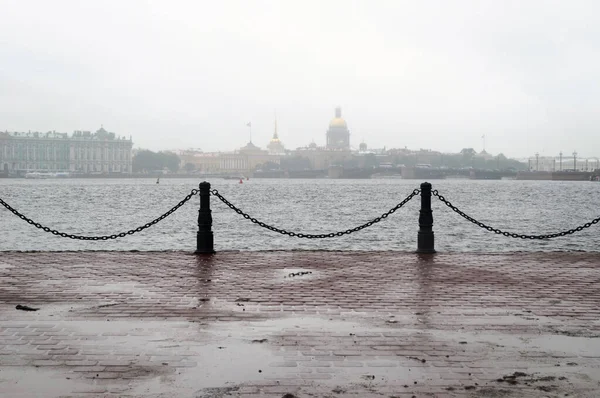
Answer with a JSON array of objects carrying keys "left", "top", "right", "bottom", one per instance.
[{"left": 1, "top": 178, "right": 599, "bottom": 252}]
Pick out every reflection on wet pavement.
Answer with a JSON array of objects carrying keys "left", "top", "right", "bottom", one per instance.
[{"left": 1, "top": 251, "right": 600, "bottom": 397}]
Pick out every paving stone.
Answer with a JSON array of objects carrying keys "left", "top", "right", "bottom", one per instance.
[{"left": 0, "top": 251, "right": 599, "bottom": 397}]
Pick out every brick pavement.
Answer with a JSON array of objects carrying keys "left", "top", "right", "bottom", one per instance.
[{"left": 0, "top": 251, "right": 600, "bottom": 398}]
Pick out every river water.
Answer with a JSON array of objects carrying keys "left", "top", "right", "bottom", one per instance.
[{"left": 0, "top": 178, "right": 599, "bottom": 252}]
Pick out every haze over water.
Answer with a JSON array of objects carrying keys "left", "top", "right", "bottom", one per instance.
[
  {"left": 1, "top": 178, "right": 599, "bottom": 252},
  {"left": 2, "top": 2, "right": 600, "bottom": 253},
  {"left": 2, "top": 1, "right": 600, "bottom": 158}
]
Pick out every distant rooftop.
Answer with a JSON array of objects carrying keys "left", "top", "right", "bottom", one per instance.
[{"left": 1, "top": 127, "right": 131, "bottom": 141}]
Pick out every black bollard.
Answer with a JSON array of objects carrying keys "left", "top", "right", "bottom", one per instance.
[
  {"left": 417, "top": 182, "right": 435, "bottom": 254},
  {"left": 196, "top": 181, "right": 215, "bottom": 254}
]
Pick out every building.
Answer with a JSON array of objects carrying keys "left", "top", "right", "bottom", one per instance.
[
  {"left": 0, "top": 127, "right": 133, "bottom": 174},
  {"left": 267, "top": 120, "right": 285, "bottom": 155},
  {"left": 525, "top": 154, "right": 600, "bottom": 172},
  {"left": 178, "top": 150, "right": 221, "bottom": 172},
  {"left": 174, "top": 108, "right": 360, "bottom": 174},
  {"left": 326, "top": 107, "right": 350, "bottom": 150},
  {"left": 292, "top": 145, "right": 353, "bottom": 170},
  {"left": 287, "top": 108, "right": 356, "bottom": 170},
  {"left": 222, "top": 141, "right": 276, "bottom": 172},
  {"left": 180, "top": 142, "right": 279, "bottom": 174}
]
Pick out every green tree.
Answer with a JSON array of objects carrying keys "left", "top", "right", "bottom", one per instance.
[
  {"left": 460, "top": 148, "right": 476, "bottom": 159},
  {"left": 132, "top": 150, "right": 180, "bottom": 173},
  {"left": 162, "top": 151, "right": 180, "bottom": 172}
]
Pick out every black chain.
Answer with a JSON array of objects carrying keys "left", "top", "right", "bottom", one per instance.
[
  {"left": 432, "top": 190, "right": 600, "bottom": 239},
  {"left": 0, "top": 189, "right": 199, "bottom": 240},
  {"left": 210, "top": 188, "right": 420, "bottom": 238}
]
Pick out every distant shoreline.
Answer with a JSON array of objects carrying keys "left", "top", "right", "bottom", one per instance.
[
  {"left": 1, "top": 169, "right": 597, "bottom": 181},
  {"left": 0, "top": 173, "right": 214, "bottom": 179}
]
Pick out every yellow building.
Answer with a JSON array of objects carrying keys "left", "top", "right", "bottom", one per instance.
[
  {"left": 178, "top": 142, "right": 279, "bottom": 174},
  {"left": 178, "top": 150, "right": 221, "bottom": 172}
]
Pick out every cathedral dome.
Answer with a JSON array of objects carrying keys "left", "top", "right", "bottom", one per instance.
[
  {"left": 328, "top": 107, "right": 348, "bottom": 129},
  {"left": 329, "top": 118, "right": 347, "bottom": 128},
  {"left": 326, "top": 107, "right": 350, "bottom": 150}
]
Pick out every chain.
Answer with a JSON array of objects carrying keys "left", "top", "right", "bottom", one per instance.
[
  {"left": 0, "top": 189, "right": 199, "bottom": 240},
  {"left": 210, "top": 188, "right": 420, "bottom": 238},
  {"left": 432, "top": 190, "right": 600, "bottom": 239}
]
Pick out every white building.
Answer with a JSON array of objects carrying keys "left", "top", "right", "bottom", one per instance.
[
  {"left": 525, "top": 154, "right": 600, "bottom": 172},
  {"left": 0, "top": 127, "right": 133, "bottom": 174}
]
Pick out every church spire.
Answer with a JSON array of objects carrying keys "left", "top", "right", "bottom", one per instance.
[{"left": 273, "top": 118, "right": 279, "bottom": 140}]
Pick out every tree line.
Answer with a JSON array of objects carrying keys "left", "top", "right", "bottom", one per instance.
[
  {"left": 257, "top": 148, "right": 526, "bottom": 171},
  {"left": 133, "top": 148, "right": 527, "bottom": 174},
  {"left": 132, "top": 150, "right": 181, "bottom": 173}
]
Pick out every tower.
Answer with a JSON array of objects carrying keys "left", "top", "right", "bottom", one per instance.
[
  {"left": 267, "top": 118, "right": 285, "bottom": 155},
  {"left": 326, "top": 107, "right": 350, "bottom": 150}
]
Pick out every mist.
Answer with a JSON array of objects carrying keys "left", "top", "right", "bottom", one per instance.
[{"left": 1, "top": 0, "right": 600, "bottom": 158}]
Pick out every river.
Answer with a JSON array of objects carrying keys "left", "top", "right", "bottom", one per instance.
[{"left": 1, "top": 178, "right": 599, "bottom": 252}]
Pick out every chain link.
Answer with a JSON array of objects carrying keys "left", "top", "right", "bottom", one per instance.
[
  {"left": 210, "top": 188, "right": 420, "bottom": 238},
  {"left": 0, "top": 189, "right": 199, "bottom": 240},
  {"left": 432, "top": 190, "right": 600, "bottom": 239}
]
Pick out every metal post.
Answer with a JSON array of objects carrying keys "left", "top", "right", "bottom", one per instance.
[
  {"left": 196, "top": 181, "right": 215, "bottom": 254},
  {"left": 559, "top": 152, "right": 563, "bottom": 171},
  {"left": 417, "top": 182, "right": 435, "bottom": 254}
]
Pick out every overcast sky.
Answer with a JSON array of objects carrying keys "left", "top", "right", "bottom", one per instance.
[{"left": 1, "top": 0, "right": 599, "bottom": 158}]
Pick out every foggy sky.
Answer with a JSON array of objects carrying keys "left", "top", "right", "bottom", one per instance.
[{"left": 1, "top": 0, "right": 599, "bottom": 158}]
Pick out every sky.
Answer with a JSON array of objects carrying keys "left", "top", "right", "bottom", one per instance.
[{"left": 1, "top": 0, "right": 599, "bottom": 159}]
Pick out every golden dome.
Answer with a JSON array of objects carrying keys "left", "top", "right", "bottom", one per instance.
[{"left": 329, "top": 117, "right": 347, "bottom": 128}]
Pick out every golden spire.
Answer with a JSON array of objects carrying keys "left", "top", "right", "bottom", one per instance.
[{"left": 272, "top": 118, "right": 279, "bottom": 140}]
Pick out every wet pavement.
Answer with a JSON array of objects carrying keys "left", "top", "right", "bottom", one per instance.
[{"left": 1, "top": 251, "right": 600, "bottom": 398}]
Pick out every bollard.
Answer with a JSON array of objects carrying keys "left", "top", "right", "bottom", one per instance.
[
  {"left": 417, "top": 182, "right": 435, "bottom": 254},
  {"left": 196, "top": 181, "right": 215, "bottom": 254}
]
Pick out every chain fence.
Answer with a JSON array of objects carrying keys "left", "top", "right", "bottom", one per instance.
[
  {"left": 210, "top": 188, "right": 420, "bottom": 238},
  {"left": 432, "top": 190, "right": 600, "bottom": 239},
  {"left": 3, "top": 182, "right": 599, "bottom": 243},
  {"left": 0, "top": 189, "right": 199, "bottom": 240}
]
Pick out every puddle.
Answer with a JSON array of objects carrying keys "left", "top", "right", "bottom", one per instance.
[
  {"left": 6, "top": 314, "right": 600, "bottom": 396},
  {"left": 127, "top": 316, "right": 431, "bottom": 395},
  {"left": 425, "top": 328, "right": 600, "bottom": 358},
  {"left": 528, "top": 334, "right": 600, "bottom": 355},
  {"left": 0, "top": 367, "right": 90, "bottom": 398},
  {"left": 131, "top": 340, "right": 285, "bottom": 396},
  {"left": 64, "top": 320, "right": 216, "bottom": 345}
]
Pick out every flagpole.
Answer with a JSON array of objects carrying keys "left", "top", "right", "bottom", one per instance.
[{"left": 246, "top": 122, "right": 252, "bottom": 143}]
